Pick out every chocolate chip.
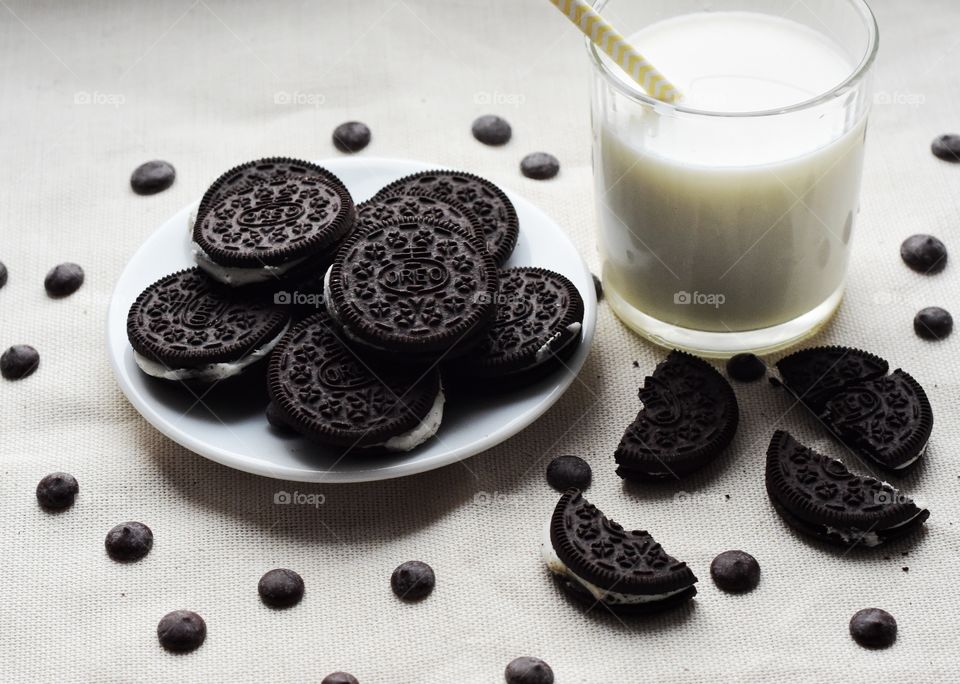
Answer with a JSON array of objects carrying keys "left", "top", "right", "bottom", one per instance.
[
  {"left": 36, "top": 472, "right": 79, "bottom": 510},
  {"left": 505, "top": 656, "right": 554, "bottom": 684},
  {"left": 592, "top": 273, "right": 603, "bottom": 302},
  {"left": 0, "top": 261, "right": 7, "bottom": 289},
  {"left": 322, "top": 673, "right": 359, "bottom": 684},
  {"left": 157, "top": 610, "right": 206, "bottom": 652},
  {"left": 726, "top": 353, "right": 767, "bottom": 382},
  {"left": 333, "top": 121, "right": 371, "bottom": 153},
  {"left": 849, "top": 608, "right": 897, "bottom": 649},
  {"left": 44, "top": 262, "right": 84, "bottom": 297},
  {"left": 471, "top": 114, "right": 512, "bottom": 146},
  {"left": 131, "top": 160, "right": 176, "bottom": 195},
  {"left": 914, "top": 306, "right": 953, "bottom": 340},
  {"left": 258, "top": 568, "right": 304, "bottom": 608},
  {"left": 546, "top": 455, "right": 592, "bottom": 491},
  {"left": 390, "top": 560, "right": 435, "bottom": 600},
  {"left": 710, "top": 550, "right": 761, "bottom": 593},
  {"left": 520, "top": 152, "right": 560, "bottom": 180},
  {"left": 105, "top": 521, "right": 153, "bottom": 562},
  {"left": 900, "top": 234, "right": 947, "bottom": 274},
  {"left": 1, "top": 345, "right": 39, "bottom": 380},
  {"left": 932, "top": 134, "right": 960, "bottom": 162}
]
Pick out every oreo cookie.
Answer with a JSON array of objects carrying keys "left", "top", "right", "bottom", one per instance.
[
  {"left": 614, "top": 351, "right": 739, "bottom": 481},
  {"left": 542, "top": 489, "right": 697, "bottom": 614},
  {"left": 446, "top": 267, "right": 584, "bottom": 388},
  {"left": 772, "top": 346, "right": 888, "bottom": 413},
  {"left": 194, "top": 157, "right": 349, "bottom": 229},
  {"left": 267, "top": 309, "right": 444, "bottom": 452},
  {"left": 193, "top": 175, "right": 355, "bottom": 287},
  {"left": 766, "top": 431, "right": 929, "bottom": 548},
  {"left": 822, "top": 369, "right": 933, "bottom": 471},
  {"left": 356, "top": 193, "right": 480, "bottom": 237},
  {"left": 325, "top": 217, "right": 498, "bottom": 361},
  {"left": 773, "top": 346, "right": 932, "bottom": 470},
  {"left": 375, "top": 170, "right": 519, "bottom": 266},
  {"left": 127, "top": 268, "right": 290, "bottom": 384}
]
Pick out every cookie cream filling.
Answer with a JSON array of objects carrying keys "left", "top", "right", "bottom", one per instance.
[
  {"left": 540, "top": 518, "right": 688, "bottom": 605},
  {"left": 192, "top": 241, "right": 309, "bottom": 287},
  {"left": 371, "top": 386, "right": 446, "bottom": 452},
  {"left": 823, "top": 508, "right": 927, "bottom": 547},
  {"left": 323, "top": 266, "right": 392, "bottom": 351},
  {"left": 534, "top": 322, "right": 583, "bottom": 364},
  {"left": 891, "top": 442, "right": 928, "bottom": 470},
  {"left": 133, "top": 321, "right": 290, "bottom": 383}
]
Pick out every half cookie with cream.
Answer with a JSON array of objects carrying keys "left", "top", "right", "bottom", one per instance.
[
  {"left": 772, "top": 346, "right": 933, "bottom": 471},
  {"left": 267, "top": 309, "right": 444, "bottom": 453},
  {"left": 766, "top": 431, "right": 929, "bottom": 548},
  {"left": 127, "top": 268, "right": 290, "bottom": 384},
  {"left": 445, "top": 267, "right": 584, "bottom": 390},
  {"left": 542, "top": 489, "right": 698, "bottom": 614}
]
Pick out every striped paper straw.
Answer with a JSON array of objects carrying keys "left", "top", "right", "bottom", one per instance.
[{"left": 549, "top": 0, "right": 682, "bottom": 104}]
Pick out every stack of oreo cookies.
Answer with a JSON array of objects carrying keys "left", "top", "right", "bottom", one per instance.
[{"left": 128, "top": 161, "right": 587, "bottom": 455}]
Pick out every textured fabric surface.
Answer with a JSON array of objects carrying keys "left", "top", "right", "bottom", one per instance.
[{"left": 0, "top": 1, "right": 957, "bottom": 682}]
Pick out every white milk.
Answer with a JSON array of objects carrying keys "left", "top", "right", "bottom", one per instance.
[{"left": 596, "top": 11, "right": 867, "bottom": 334}]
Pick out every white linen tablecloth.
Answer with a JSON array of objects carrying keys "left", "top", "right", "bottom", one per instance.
[{"left": 0, "top": 1, "right": 957, "bottom": 681}]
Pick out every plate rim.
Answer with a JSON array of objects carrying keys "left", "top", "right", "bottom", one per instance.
[{"left": 107, "top": 156, "right": 597, "bottom": 483}]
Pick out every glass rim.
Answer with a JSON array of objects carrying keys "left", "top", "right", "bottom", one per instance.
[{"left": 587, "top": 0, "right": 879, "bottom": 119}]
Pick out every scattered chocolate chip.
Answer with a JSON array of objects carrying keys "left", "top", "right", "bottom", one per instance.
[
  {"left": 258, "top": 568, "right": 304, "bottom": 608},
  {"left": 390, "top": 560, "right": 435, "bottom": 600},
  {"left": 592, "top": 273, "right": 603, "bottom": 302},
  {"left": 1, "top": 345, "right": 39, "bottom": 380},
  {"left": 520, "top": 152, "right": 560, "bottom": 180},
  {"left": 505, "top": 656, "right": 554, "bottom": 684},
  {"left": 333, "top": 121, "right": 371, "bottom": 153},
  {"left": 0, "top": 261, "right": 7, "bottom": 289},
  {"left": 105, "top": 521, "right": 153, "bottom": 562},
  {"left": 157, "top": 610, "right": 206, "bottom": 652},
  {"left": 471, "top": 114, "right": 512, "bottom": 146},
  {"left": 322, "top": 674, "right": 359, "bottom": 684},
  {"left": 900, "top": 234, "right": 947, "bottom": 274},
  {"left": 546, "top": 455, "right": 592, "bottom": 491},
  {"left": 130, "top": 160, "right": 176, "bottom": 195},
  {"left": 902, "top": 566, "right": 909, "bottom": 572},
  {"left": 914, "top": 307, "right": 953, "bottom": 340},
  {"left": 710, "top": 550, "right": 761, "bottom": 593},
  {"left": 632, "top": 360, "right": 639, "bottom": 368},
  {"left": 36, "top": 472, "right": 79, "bottom": 510},
  {"left": 932, "top": 134, "right": 960, "bottom": 162},
  {"left": 849, "top": 608, "right": 897, "bottom": 649},
  {"left": 726, "top": 353, "right": 767, "bottom": 382},
  {"left": 724, "top": 494, "right": 731, "bottom": 500},
  {"left": 44, "top": 262, "right": 84, "bottom": 297}
]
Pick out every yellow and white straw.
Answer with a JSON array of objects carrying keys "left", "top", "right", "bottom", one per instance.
[{"left": 548, "top": 0, "right": 682, "bottom": 104}]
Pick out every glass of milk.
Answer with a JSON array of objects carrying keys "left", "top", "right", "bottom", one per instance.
[{"left": 590, "top": 0, "right": 878, "bottom": 356}]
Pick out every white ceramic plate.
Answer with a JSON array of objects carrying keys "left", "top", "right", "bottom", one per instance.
[{"left": 107, "top": 157, "right": 597, "bottom": 482}]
